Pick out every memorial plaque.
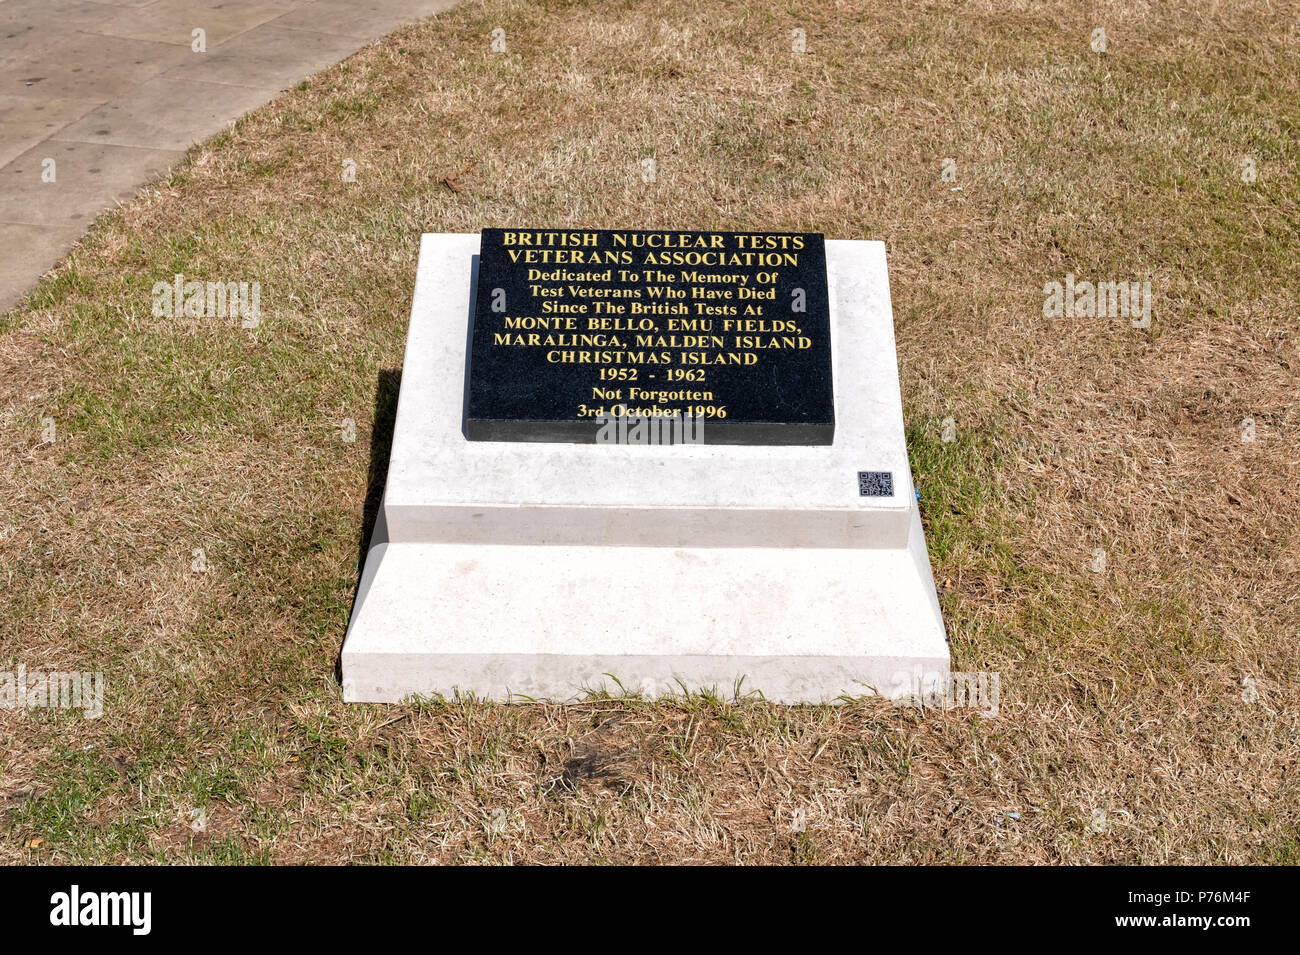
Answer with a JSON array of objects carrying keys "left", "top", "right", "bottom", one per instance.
[
  {"left": 342, "top": 233, "right": 949, "bottom": 705},
  {"left": 466, "top": 228, "right": 834, "bottom": 444}
]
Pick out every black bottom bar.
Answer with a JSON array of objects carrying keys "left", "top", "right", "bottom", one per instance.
[{"left": 465, "top": 417, "right": 835, "bottom": 445}]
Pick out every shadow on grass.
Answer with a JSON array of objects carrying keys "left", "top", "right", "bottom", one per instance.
[
  {"left": 358, "top": 367, "right": 402, "bottom": 574},
  {"left": 334, "top": 367, "right": 401, "bottom": 684}
]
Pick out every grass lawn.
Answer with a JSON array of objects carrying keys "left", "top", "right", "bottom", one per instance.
[{"left": 1, "top": 0, "right": 1297, "bottom": 864}]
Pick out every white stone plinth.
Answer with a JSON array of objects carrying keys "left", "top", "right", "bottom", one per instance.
[{"left": 342, "top": 234, "right": 948, "bottom": 703}]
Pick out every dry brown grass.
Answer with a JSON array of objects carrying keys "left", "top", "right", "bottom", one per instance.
[{"left": 0, "top": 0, "right": 1297, "bottom": 863}]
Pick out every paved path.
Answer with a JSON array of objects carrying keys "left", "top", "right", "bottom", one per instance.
[{"left": 0, "top": 0, "right": 454, "bottom": 311}]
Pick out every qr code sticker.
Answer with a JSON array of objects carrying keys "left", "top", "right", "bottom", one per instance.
[{"left": 857, "top": 471, "right": 894, "bottom": 497}]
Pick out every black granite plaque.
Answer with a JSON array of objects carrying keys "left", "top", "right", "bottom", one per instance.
[{"left": 465, "top": 228, "right": 834, "bottom": 445}]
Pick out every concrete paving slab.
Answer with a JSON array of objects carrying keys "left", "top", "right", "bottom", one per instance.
[
  {"left": 179, "top": 24, "right": 364, "bottom": 89},
  {"left": 0, "top": 2, "right": 119, "bottom": 66},
  {"left": 52, "top": 74, "right": 279, "bottom": 150},
  {"left": 93, "top": 0, "right": 288, "bottom": 48},
  {"left": 1, "top": 0, "right": 121, "bottom": 40},
  {"left": 0, "top": 222, "right": 89, "bottom": 312},
  {"left": 272, "top": 0, "right": 454, "bottom": 39},
  {"left": 0, "top": 139, "right": 183, "bottom": 226},
  {"left": 0, "top": 0, "right": 458, "bottom": 312},
  {"left": 0, "top": 94, "right": 105, "bottom": 165},
  {"left": 0, "top": 33, "right": 192, "bottom": 101}
]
